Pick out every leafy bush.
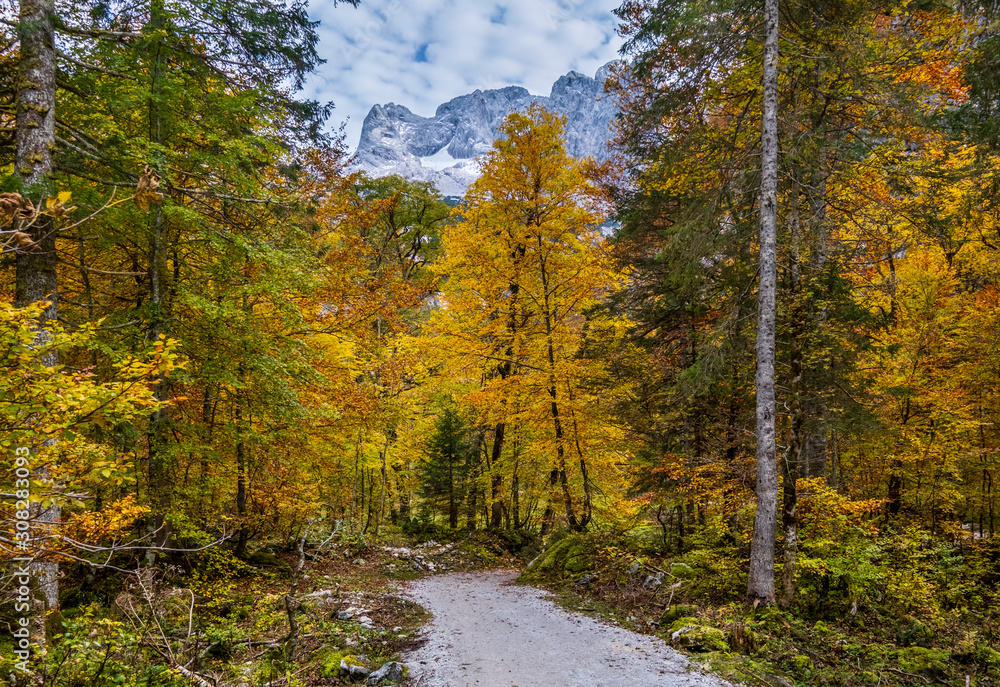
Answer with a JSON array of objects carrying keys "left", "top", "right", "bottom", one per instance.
[{"left": 43, "top": 607, "right": 188, "bottom": 687}]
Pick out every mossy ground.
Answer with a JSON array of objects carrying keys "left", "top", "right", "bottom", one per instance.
[
  {"left": 519, "top": 531, "right": 1000, "bottom": 687},
  {"left": 1, "top": 528, "right": 525, "bottom": 686}
]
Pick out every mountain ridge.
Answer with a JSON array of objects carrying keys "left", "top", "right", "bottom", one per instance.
[{"left": 352, "top": 63, "right": 620, "bottom": 197}]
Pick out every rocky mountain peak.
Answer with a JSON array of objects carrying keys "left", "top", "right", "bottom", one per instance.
[{"left": 352, "top": 63, "right": 621, "bottom": 198}]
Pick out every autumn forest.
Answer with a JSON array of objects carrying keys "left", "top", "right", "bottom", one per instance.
[{"left": 2, "top": 0, "right": 1000, "bottom": 685}]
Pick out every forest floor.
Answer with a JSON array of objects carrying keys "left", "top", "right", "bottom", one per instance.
[
  {"left": 400, "top": 569, "right": 733, "bottom": 687},
  {"left": 35, "top": 528, "right": 999, "bottom": 686}
]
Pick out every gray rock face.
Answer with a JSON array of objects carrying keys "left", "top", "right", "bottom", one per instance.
[
  {"left": 366, "top": 661, "right": 406, "bottom": 685},
  {"left": 353, "top": 63, "right": 620, "bottom": 197}
]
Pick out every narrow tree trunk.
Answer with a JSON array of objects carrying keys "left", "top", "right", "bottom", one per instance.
[
  {"left": 489, "top": 422, "right": 505, "bottom": 528},
  {"left": 365, "top": 468, "right": 376, "bottom": 533},
  {"left": 802, "top": 162, "right": 830, "bottom": 479},
  {"left": 781, "top": 423, "right": 801, "bottom": 609},
  {"left": 780, "top": 197, "right": 805, "bottom": 609},
  {"left": 466, "top": 491, "right": 477, "bottom": 530},
  {"left": 373, "top": 435, "right": 389, "bottom": 545},
  {"left": 466, "top": 444, "right": 480, "bottom": 530},
  {"left": 350, "top": 432, "right": 362, "bottom": 534},
  {"left": 145, "top": 0, "right": 172, "bottom": 557},
  {"left": 234, "top": 437, "right": 248, "bottom": 558},
  {"left": 448, "top": 447, "right": 457, "bottom": 529},
  {"left": 567, "top": 389, "right": 592, "bottom": 529},
  {"left": 676, "top": 503, "right": 685, "bottom": 550},
  {"left": 357, "top": 464, "right": 366, "bottom": 532},
  {"left": 540, "top": 469, "right": 559, "bottom": 536},
  {"left": 887, "top": 463, "right": 903, "bottom": 517},
  {"left": 987, "top": 470, "right": 994, "bottom": 537},
  {"left": 510, "top": 438, "right": 520, "bottom": 529},
  {"left": 747, "top": 0, "right": 780, "bottom": 607},
  {"left": 231, "top": 331, "right": 251, "bottom": 557}
]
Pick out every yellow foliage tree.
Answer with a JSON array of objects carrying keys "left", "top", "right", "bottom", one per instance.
[{"left": 430, "top": 106, "right": 626, "bottom": 533}]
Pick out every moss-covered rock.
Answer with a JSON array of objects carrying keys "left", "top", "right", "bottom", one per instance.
[
  {"left": 670, "top": 562, "right": 696, "bottom": 579},
  {"left": 893, "top": 647, "right": 950, "bottom": 678},
  {"left": 532, "top": 539, "right": 573, "bottom": 573},
  {"left": 523, "top": 535, "right": 595, "bottom": 578},
  {"left": 669, "top": 617, "right": 702, "bottom": 634},
  {"left": 564, "top": 544, "right": 590, "bottom": 573},
  {"left": 340, "top": 653, "right": 372, "bottom": 679},
  {"left": 320, "top": 651, "right": 347, "bottom": 678},
  {"left": 367, "top": 661, "right": 408, "bottom": 685},
  {"left": 670, "top": 623, "right": 730, "bottom": 652},
  {"left": 318, "top": 649, "right": 369, "bottom": 679},
  {"left": 661, "top": 604, "right": 698, "bottom": 626}
]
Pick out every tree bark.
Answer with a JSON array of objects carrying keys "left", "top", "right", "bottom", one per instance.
[
  {"left": 16, "top": 0, "right": 60, "bottom": 615},
  {"left": 747, "top": 0, "right": 780, "bottom": 607}
]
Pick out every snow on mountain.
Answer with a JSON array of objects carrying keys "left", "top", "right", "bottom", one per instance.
[{"left": 352, "top": 63, "right": 620, "bottom": 198}]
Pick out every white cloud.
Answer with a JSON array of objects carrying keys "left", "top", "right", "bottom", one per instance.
[{"left": 305, "top": 0, "right": 623, "bottom": 150}]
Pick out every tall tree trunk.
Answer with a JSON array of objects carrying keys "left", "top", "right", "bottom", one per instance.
[
  {"left": 537, "top": 238, "right": 581, "bottom": 531},
  {"left": 364, "top": 468, "right": 376, "bottom": 533},
  {"left": 16, "top": 0, "right": 60, "bottom": 616},
  {"left": 747, "top": 0, "right": 780, "bottom": 607},
  {"left": 145, "top": 0, "right": 172, "bottom": 557}
]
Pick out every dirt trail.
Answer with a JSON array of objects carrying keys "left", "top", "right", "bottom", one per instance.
[{"left": 401, "top": 570, "right": 734, "bottom": 687}]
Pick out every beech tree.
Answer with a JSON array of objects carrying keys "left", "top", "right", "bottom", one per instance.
[{"left": 431, "top": 106, "right": 624, "bottom": 533}]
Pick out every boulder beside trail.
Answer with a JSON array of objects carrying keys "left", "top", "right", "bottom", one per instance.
[
  {"left": 367, "top": 661, "right": 407, "bottom": 685},
  {"left": 340, "top": 655, "right": 371, "bottom": 679}
]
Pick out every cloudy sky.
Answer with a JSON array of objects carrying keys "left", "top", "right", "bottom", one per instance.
[{"left": 306, "top": 0, "right": 624, "bottom": 151}]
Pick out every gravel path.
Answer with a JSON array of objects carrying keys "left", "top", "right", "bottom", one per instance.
[{"left": 400, "top": 570, "right": 734, "bottom": 687}]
